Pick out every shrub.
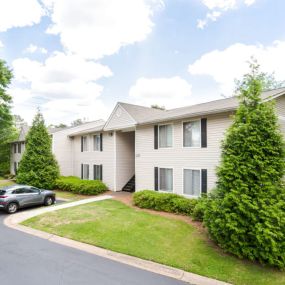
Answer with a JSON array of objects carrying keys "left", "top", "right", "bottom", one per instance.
[
  {"left": 192, "top": 195, "right": 209, "bottom": 222},
  {"left": 204, "top": 61, "right": 285, "bottom": 268},
  {"left": 55, "top": 176, "right": 107, "bottom": 195},
  {"left": 133, "top": 190, "right": 198, "bottom": 216}
]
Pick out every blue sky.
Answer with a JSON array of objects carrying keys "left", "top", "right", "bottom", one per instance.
[{"left": 0, "top": 0, "right": 284, "bottom": 124}]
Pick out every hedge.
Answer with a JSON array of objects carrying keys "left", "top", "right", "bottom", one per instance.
[
  {"left": 133, "top": 190, "right": 198, "bottom": 216},
  {"left": 55, "top": 176, "right": 107, "bottom": 195}
]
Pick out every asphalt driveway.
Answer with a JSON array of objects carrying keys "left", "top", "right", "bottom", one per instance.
[{"left": 0, "top": 210, "right": 188, "bottom": 285}]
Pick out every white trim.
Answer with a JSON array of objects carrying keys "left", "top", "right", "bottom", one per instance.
[
  {"left": 134, "top": 127, "right": 137, "bottom": 192},
  {"left": 113, "top": 131, "right": 117, "bottom": 191},
  {"left": 182, "top": 168, "right": 202, "bottom": 198},
  {"left": 157, "top": 123, "right": 174, "bottom": 149},
  {"left": 71, "top": 137, "right": 74, "bottom": 176},
  {"left": 182, "top": 119, "right": 201, "bottom": 148},
  {"left": 104, "top": 103, "right": 137, "bottom": 131},
  {"left": 158, "top": 167, "right": 174, "bottom": 193}
]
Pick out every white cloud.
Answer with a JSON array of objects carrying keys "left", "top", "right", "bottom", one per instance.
[
  {"left": 201, "top": 0, "right": 236, "bottom": 10},
  {"left": 129, "top": 76, "right": 192, "bottom": 108},
  {"left": 197, "top": 11, "right": 221, "bottom": 29},
  {"left": 43, "top": 0, "right": 164, "bottom": 59},
  {"left": 25, "top": 44, "right": 48, "bottom": 54},
  {"left": 0, "top": 40, "right": 3, "bottom": 48},
  {"left": 11, "top": 52, "right": 113, "bottom": 124},
  {"left": 188, "top": 40, "right": 285, "bottom": 96},
  {"left": 0, "top": 0, "right": 45, "bottom": 32},
  {"left": 244, "top": 0, "right": 256, "bottom": 6},
  {"left": 197, "top": 0, "right": 257, "bottom": 29}
]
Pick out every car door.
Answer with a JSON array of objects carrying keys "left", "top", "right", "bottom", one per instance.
[
  {"left": 24, "top": 187, "right": 43, "bottom": 205},
  {"left": 12, "top": 188, "right": 31, "bottom": 207}
]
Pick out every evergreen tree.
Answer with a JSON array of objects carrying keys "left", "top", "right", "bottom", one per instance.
[
  {"left": 0, "top": 59, "right": 17, "bottom": 176},
  {"left": 16, "top": 111, "right": 59, "bottom": 189},
  {"left": 204, "top": 61, "right": 285, "bottom": 268}
]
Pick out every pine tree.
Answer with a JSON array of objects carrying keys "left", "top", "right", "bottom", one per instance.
[
  {"left": 204, "top": 61, "right": 285, "bottom": 268},
  {"left": 16, "top": 111, "right": 59, "bottom": 189}
]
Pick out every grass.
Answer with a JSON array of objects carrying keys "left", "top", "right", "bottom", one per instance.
[
  {"left": 0, "top": 179, "right": 14, "bottom": 187},
  {"left": 53, "top": 190, "right": 91, "bottom": 201},
  {"left": 22, "top": 199, "right": 285, "bottom": 285}
]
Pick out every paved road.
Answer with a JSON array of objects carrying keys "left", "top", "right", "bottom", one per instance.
[{"left": 0, "top": 210, "right": 188, "bottom": 285}]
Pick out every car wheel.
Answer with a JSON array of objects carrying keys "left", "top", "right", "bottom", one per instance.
[
  {"left": 6, "top": 202, "right": 18, "bottom": 214},
  {"left": 44, "top": 196, "right": 54, "bottom": 206}
]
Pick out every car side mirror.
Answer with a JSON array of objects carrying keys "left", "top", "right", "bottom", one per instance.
[{"left": 38, "top": 190, "right": 42, "bottom": 194}]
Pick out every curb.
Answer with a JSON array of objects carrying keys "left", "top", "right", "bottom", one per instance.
[{"left": 4, "top": 195, "right": 231, "bottom": 285}]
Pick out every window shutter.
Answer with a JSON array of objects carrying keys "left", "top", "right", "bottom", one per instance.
[
  {"left": 201, "top": 169, "right": 207, "bottom": 194},
  {"left": 201, "top": 118, "right": 207, "bottom": 148},
  {"left": 81, "top": 137, "right": 83, "bottom": 152},
  {"left": 81, "top": 164, "right": 83, "bottom": 179},
  {"left": 87, "top": 165, "right": 89, "bottom": 180},
  {"left": 100, "top": 133, "right": 103, "bottom": 151},
  {"left": 154, "top": 167, "right": 159, "bottom": 191},
  {"left": 100, "top": 164, "right": 103, "bottom": 181},
  {"left": 154, "top": 125, "right": 158, "bottom": 149}
]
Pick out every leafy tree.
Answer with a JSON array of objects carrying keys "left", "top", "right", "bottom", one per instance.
[
  {"left": 151, "top": 104, "right": 165, "bottom": 110},
  {"left": 13, "top": 114, "right": 27, "bottom": 128},
  {"left": 71, "top": 118, "right": 86, "bottom": 126},
  {"left": 0, "top": 59, "right": 17, "bottom": 176},
  {"left": 48, "top": 123, "right": 67, "bottom": 129},
  {"left": 204, "top": 61, "right": 285, "bottom": 268},
  {"left": 16, "top": 111, "right": 60, "bottom": 189}
]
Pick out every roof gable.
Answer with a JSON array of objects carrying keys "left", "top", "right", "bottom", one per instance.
[{"left": 104, "top": 104, "right": 137, "bottom": 131}]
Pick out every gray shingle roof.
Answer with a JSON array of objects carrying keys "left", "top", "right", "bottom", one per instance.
[
  {"left": 117, "top": 87, "right": 285, "bottom": 126},
  {"left": 118, "top": 102, "right": 166, "bottom": 124}
]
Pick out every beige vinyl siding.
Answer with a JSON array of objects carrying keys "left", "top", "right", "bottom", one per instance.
[
  {"left": 72, "top": 132, "right": 115, "bottom": 190},
  {"left": 135, "top": 113, "right": 233, "bottom": 194},
  {"left": 115, "top": 131, "right": 135, "bottom": 191},
  {"left": 104, "top": 105, "right": 136, "bottom": 130},
  {"left": 52, "top": 130, "right": 73, "bottom": 176}
]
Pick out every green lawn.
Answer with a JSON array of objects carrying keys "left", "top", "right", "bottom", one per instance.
[
  {"left": 22, "top": 199, "right": 285, "bottom": 285},
  {"left": 0, "top": 179, "right": 14, "bottom": 187},
  {"left": 54, "top": 190, "right": 91, "bottom": 201}
]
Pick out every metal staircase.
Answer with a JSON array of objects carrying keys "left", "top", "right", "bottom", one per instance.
[{"left": 122, "top": 175, "right": 135, "bottom": 192}]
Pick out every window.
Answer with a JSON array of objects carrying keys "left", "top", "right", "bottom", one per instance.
[
  {"left": 183, "top": 120, "right": 201, "bottom": 147},
  {"left": 93, "top": 135, "right": 101, "bottom": 151},
  {"left": 13, "top": 144, "right": 17, "bottom": 153},
  {"left": 183, "top": 169, "right": 201, "bottom": 196},
  {"left": 28, "top": 187, "right": 40, "bottom": 193},
  {"left": 159, "top": 168, "right": 173, "bottom": 192},
  {"left": 12, "top": 188, "right": 25, "bottom": 194},
  {"left": 81, "top": 136, "right": 88, "bottom": 152},
  {"left": 93, "top": 164, "right": 102, "bottom": 180},
  {"left": 18, "top": 143, "right": 21, "bottom": 153},
  {"left": 82, "top": 164, "right": 89, "bottom": 180},
  {"left": 159, "top": 125, "right": 173, "bottom": 148}
]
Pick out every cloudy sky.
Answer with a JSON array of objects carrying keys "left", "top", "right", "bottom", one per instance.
[{"left": 0, "top": 0, "right": 284, "bottom": 125}]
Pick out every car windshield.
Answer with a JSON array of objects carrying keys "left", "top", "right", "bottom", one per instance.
[{"left": 0, "top": 190, "right": 6, "bottom": 195}]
